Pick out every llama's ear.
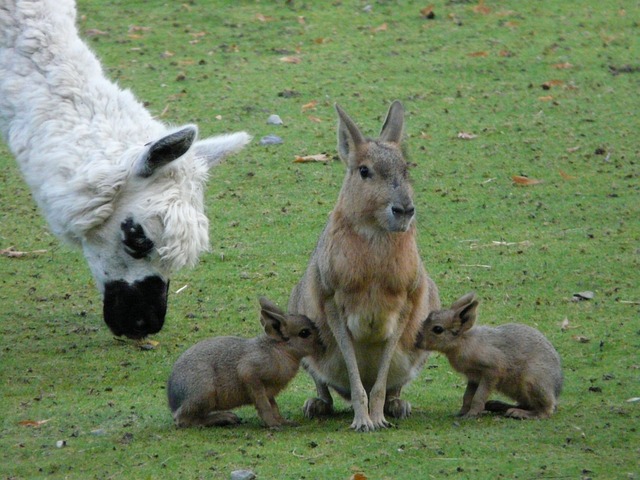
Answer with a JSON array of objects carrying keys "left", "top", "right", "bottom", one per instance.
[
  {"left": 336, "top": 103, "right": 365, "bottom": 165},
  {"left": 192, "top": 131, "right": 252, "bottom": 169},
  {"left": 136, "top": 126, "right": 198, "bottom": 178},
  {"left": 379, "top": 100, "right": 404, "bottom": 144}
]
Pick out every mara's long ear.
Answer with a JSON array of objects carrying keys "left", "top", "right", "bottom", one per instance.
[
  {"left": 135, "top": 125, "right": 197, "bottom": 178},
  {"left": 336, "top": 103, "right": 365, "bottom": 165},
  {"left": 259, "top": 296, "right": 289, "bottom": 340},
  {"left": 379, "top": 100, "right": 404, "bottom": 144},
  {"left": 193, "top": 131, "right": 252, "bottom": 169},
  {"left": 455, "top": 299, "right": 479, "bottom": 334}
]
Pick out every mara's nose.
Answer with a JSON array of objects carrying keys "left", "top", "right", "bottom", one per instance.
[{"left": 392, "top": 204, "right": 415, "bottom": 217}]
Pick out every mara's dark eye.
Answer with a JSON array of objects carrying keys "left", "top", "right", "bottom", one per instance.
[
  {"left": 121, "top": 218, "right": 154, "bottom": 259},
  {"left": 432, "top": 325, "right": 445, "bottom": 335},
  {"left": 299, "top": 329, "right": 312, "bottom": 339},
  {"left": 358, "top": 165, "right": 370, "bottom": 179}
]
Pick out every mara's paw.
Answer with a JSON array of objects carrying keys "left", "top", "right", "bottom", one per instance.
[
  {"left": 484, "top": 400, "right": 515, "bottom": 413},
  {"left": 350, "top": 414, "right": 376, "bottom": 433},
  {"left": 303, "top": 397, "right": 334, "bottom": 419},
  {"left": 505, "top": 408, "right": 548, "bottom": 420},
  {"left": 385, "top": 398, "right": 412, "bottom": 419},
  {"left": 204, "top": 411, "right": 242, "bottom": 427},
  {"left": 459, "top": 411, "right": 481, "bottom": 420}
]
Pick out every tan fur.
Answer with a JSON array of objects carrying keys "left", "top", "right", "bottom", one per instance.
[
  {"left": 167, "top": 297, "right": 324, "bottom": 428},
  {"left": 288, "top": 101, "right": 440, "bottom": 432},
  {"left": 416, "top": 292, "right": 563, "bottom": 419}
]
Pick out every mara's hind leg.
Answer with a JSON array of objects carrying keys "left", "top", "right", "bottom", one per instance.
[
  {"left": 484, "top": 400, "right": 517, "bottom": 413},
  {"left": 504, "top": 382, "right": 556, "bottom": 419},
  {"left": 303, "top": 374, "right": 335, "bottom": 418},
  {"left": 384, "top": 386, "right": 411, "bottom": 419},
  {"left": 173, "top": 400, "right": 241, "bottom": 428}
]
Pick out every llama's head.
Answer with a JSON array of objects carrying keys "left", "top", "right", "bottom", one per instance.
[{"left": 78, "top": 125, "right": 250, "bottom": 338}]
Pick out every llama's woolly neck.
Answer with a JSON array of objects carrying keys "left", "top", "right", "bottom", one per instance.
[
  {"left": 0, "top": 0, "right": 209, "bottom": 271},
  {"left": 0, "top": 0, "right": 162, "bottom": 150}
]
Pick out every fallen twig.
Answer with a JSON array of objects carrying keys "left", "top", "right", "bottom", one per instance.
[
  {"left": 469, "top": 240, "right": 532, "bottom": 250},
  {"left": 1, "top": 246, "right": 48, "bottom": 258}
]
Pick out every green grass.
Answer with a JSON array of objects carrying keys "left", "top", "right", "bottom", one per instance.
[{"left": 1, "top": 0, "right": 638, "bottom": 478}]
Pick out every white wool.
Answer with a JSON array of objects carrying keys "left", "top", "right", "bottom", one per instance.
[{"left": 0, "top": 0, "right": 250, "bottom": 286}]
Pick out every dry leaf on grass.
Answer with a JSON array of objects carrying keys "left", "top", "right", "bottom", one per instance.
[
  {"left": 572, "top": 335, "right": 590, "bottom": 344},
  {"left": 350, "top": 473, "right": 368, "bottom": 480},
  {"left": 512, "top": 175, "right": 543, "bottom": 185},
  {"left": 280, "top": 56, "right": 301, "bottom": 64},
  {"left": 559, "top": 170, "right": 576, "bottom": 180},
  {"left": 420, "top": 5, "right": 435, "bottom": 19},
  {"left": 128, "top": 25, "right": 151, "bottom": 33},
  {"left": 542, "top": 79, "right": 564, "bottom": 89},
  {"left": 84, "top": 29, "right": 108, "bottom": 37},
  {"left": 553, "top": 62, "right": 574, "bottom": 69},
  {"left": 301, "top": 100, "right": 318, "bottom": 111},
  {"left": 457, "top": 131, "right": 477, "bottom": 139},
  {"left": 371, "top": 23, "right": 388, "bottom": 33},
  {"left": 294, "top": 153, "right": 330, "bottom": 163},
  {"left": 307, "top": 115, "right": 323, "bottom": 123},
  {"left": 255, "top": 13, "right": 274, "bottom": 22},
  {"left": 19, "top": 419, "right": 51, "bottom": 427},
  {"left": 538, "top": 95, "right": 554, "bottom": 101},
  {"left": 473, "top": 1, "right": 491, "bottom": 14},
  {"left": 468, "top": 51, "right": 489, "bottom": 57},
  {"left": 560, "top": 318, "right": 579, "bottom": 331}
]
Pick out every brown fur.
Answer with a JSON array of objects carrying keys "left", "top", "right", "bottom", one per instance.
[
  {"left": 415, "top": 292, "right": 563, "bottom": 419},
  {"left": 288, "top": 101, "right": 440, "bottom": 431},
  {"left": 167, "top": 297, "right": 323, "bottom": 428}
]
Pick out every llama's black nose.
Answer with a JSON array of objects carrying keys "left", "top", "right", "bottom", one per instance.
[{"left": 103, "top": 276, "right": 168, "bottom": 338}]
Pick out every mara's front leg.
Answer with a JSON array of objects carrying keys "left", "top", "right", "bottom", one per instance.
[
  {"left": 329, "top": 316, "right": 373, "bottom": 432},
  {"left": 457, "top": 380, "right": 479, "bottom": 417},
  {"left": 241, "top": 373, "right": 283, "bottom": 428},
  {"left": 462, "top": 376, "right": 497, "bottom": 418},
  {"left": 368, "top": 323, "right": 406, "bottom": 428}
]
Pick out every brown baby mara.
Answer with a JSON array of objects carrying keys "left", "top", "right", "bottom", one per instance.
[
  {"left": 167, "top": 297, "right": 324, "bottom": 428},
  {"left": 416, "top": 292, "right": 563, "bottom": 419}
]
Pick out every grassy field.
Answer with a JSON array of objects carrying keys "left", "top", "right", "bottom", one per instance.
[{"left": 1, "top": 0, "right": 638, "bottom": 478}]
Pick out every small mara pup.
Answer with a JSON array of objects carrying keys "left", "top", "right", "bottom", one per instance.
[
  {"left": 416, "top": 292, "right": 562, "bottom": 419},
  {"left": 167, "top": 297, "right": 323, "bottom": 428}
]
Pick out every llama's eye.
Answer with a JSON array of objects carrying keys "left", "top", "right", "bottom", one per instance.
[
  {"left": 358, "top": 166, "right": 370, "bottom": 179},
  {"left": 432, "top": 326, "right": 445, "bottom": 335},
  {"left": 299, "top": 329, "right": 312, "bottom": 339},
  {"left": 121, "top": 218, "right": 154, "bottom": 259}
]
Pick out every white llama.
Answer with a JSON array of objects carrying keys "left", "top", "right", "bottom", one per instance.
[{"left": 0, "top": 0, "right": 251, "bottom": 338}]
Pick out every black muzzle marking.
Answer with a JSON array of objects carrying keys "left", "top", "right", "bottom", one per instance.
[{"left": 103, "top": 276, "right": 169, "bottom": 339}]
